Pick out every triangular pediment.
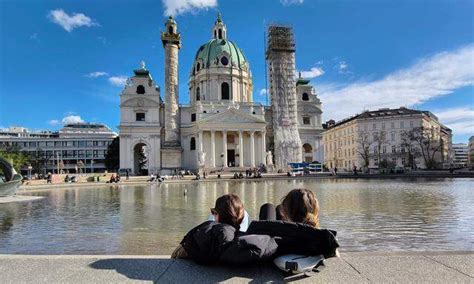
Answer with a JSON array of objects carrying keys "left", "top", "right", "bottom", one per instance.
[
  {"left": 120, "top": 97, "right": 160, "bottom": 108},
  {"left": 199, "top": 107, "right": 266, "bottom": 124}
]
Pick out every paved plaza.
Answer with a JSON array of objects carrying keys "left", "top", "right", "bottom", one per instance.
[{"left": 0, "top": 252, "right": 472, "bottom": 283}]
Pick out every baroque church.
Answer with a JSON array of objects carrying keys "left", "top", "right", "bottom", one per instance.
[{"left": 119, "top": 14, "right": 324, "bottom": 174}]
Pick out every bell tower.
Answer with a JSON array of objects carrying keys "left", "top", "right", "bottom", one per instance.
[{"left": 160, "top": 16, "right": 182, "bottom": 173}]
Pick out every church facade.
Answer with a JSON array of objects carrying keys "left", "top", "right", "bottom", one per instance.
[{"left": 119, "top": 14, "right": 324, "bottom": 174}]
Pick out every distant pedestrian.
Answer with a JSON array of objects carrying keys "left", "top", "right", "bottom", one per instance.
[
  {"left": 126, "top": 169, "right": 129, "bottom": 180},
  {"left": 334, "top": 167, "right": 338, "bottom": 175},
  {"left": 47, "top": 172, "right": 52, "bottom": 184}
]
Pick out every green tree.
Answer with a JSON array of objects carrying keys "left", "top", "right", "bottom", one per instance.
[
  {"left": 105, "top": 137, "right": 120, "bottom": 171},
  {"left": 0, "top": 145, "right": 30, "bottom": 172}
]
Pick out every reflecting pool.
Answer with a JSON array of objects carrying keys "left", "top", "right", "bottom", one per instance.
[{"left": 0, "top": 178, "right": 473, "bottom": 254}]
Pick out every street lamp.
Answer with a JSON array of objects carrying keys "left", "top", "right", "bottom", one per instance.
[{"left": 28, "top": 165, "right": 32, "bottom": 180}]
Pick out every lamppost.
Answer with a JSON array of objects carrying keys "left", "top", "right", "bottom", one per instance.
[{"left": 27, "top": 165, "right": 32, "bottom": 180}]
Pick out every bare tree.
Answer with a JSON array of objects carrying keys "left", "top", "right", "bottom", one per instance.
[
  {"left": 357, "top": 132, "right": 372, "bottom": 170},
  {"left": 372, "top": 131, "right": 387, "bottom": 169},
  {"left": 402, "top": 127, "right": 442, "bottom": 169},
  {"left": 400, "top": 131, "right": 421, "bottom": 169}
]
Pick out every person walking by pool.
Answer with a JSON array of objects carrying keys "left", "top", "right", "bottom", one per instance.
[
  {"left": 334, "top": 166, "right": 338, "bottom": 176},
  {"left": 126, "top": 169, "right": 129, "bottom": 180},
  {"left": 46, "top": 172, "right": 52, "bottom": 184}
]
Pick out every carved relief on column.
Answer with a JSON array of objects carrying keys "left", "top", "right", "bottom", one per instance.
[{"left": 164, "top": 44, "right": 180, "bottom": 144}]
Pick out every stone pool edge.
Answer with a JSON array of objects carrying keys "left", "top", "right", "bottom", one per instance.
[{"left": 0, "top": 252, "right": 472, "bottom": 283}]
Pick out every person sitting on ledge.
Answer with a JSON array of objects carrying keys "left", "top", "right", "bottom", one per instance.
[{"left": 172, "top": 190, "right": 339, "bottom": 265}]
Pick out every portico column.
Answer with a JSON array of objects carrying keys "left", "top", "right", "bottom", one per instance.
[
  {"left": 211, "top": 130, "right": 216, "bottom": 167},
  {"left": 198, "top": 130, "right": 203, "bottom": 153},
  {"left": 261, "top": 131, "right": 266, "bottom": 165},
  {"left": 238, "top": 130, "right": 244, "bottom": 167},
  {"left": 250, "top": 131, "right": 255, "bottom": 167},
  {"left": 222, "top": 131, "right": 228, "bottom": 168}
]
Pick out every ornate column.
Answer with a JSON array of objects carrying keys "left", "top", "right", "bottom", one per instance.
[
  {"left": 261, "top": 131, "right": 266, "bottom": 165},
  {"left": 222, "top": 131, "right": 228, "bottom": 168},
  {"left": 238, "top": 130, "right": 244, "bottom": 167},
  {"left": 250, "top": 131, "right": 255, "bottom": 167},
  {"left": 211, "top": 130, "right": 216, "bottom": 167}
]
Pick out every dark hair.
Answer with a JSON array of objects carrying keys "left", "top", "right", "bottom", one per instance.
[
  {"left": 214, "top": 194, "right": 244, "bottom": 230},
  {"left": 281, "top": 189, "right": 320, "bottom": 228}
]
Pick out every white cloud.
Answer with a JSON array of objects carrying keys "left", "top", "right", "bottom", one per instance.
[
  {"left": 435, "top": 107, "right": 474, "bottom": 135},
  {"left": 48, "top": 9, "right": 99, "bottom": 32},
  {"left": 319, "top": 44, "right": 474, "bottom": 121},
  {"left": 86, "top": 71, "right": 108, "bottom": 78},
  {"left": 299, "top": 67, "right": 325, "bottom": 79},
  {"left": 259, "top": 88, "right": 269, "bottom": 96},
  {"left": 62, "top": 115, "right": 84, "bottom": 125},
  {"left": 162, "top": 0, "right": 217, "bottom": 16},
  {"left": 338, "top": 61, "right": 348, "bottom": 74},
  {"left": 48, "top": 119, "right": 60, "bottom": 126},
  {"left": 281, "top": 0, "right": 304, "bottom": 6},
  {"left": 108, "top": 76, "right": 128, "bottom": 87}
]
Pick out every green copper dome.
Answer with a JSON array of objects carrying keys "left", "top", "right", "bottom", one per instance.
[{"left": 192, "top": 38, "right": 248, "bottom": 72}]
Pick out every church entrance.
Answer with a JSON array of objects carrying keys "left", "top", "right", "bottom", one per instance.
[
  {"left": 227, "top": 149, "right": 235, "bottom": 167},
  {"left": 133, "top": 143, "right": 148, "bottom": 176}
]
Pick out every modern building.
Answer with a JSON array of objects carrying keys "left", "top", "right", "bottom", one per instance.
[
  {"left": 323, "top": 107, "right": 452, "bottom": 171},
  {"left": 119, "top": 14, "right": 324, "bottom": 175},
  {"left": 451, "top": 143, "right": 469, "bottom": 168},
  {"left": 469, "top": 136, "right": 474, "bottom": 169},
  {"left": 0, "top": 123, "right": 117, "bottom": 174}
]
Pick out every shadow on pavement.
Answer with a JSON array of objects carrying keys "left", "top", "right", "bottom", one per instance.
[
  {"left": 89, "top": 258, "right": 172, "bottom": 282},
  {"left": 89, "top": 258, "right": 277, "bottom": 283}
]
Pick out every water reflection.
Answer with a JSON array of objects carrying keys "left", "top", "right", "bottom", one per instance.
[{"left": 0, "top": 178, "right": 473, "bottom": 254}]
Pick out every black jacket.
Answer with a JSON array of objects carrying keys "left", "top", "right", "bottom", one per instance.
[
  {"left": 180, "top": 220, "right": 339, "bottom": 265},
  {"left": 246, "top": 220, "right": 339, "bottom": 258},
  {"left": 180, "top": 221, "right": 277, "bottom": 265}
]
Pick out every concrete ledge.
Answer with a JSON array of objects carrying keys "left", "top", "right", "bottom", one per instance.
[
  {"left": 0, "top": 252, "right": 472, "bottom": 283},
  {"left": 0, "top": 195, "right": 44, "bottom": 204}
]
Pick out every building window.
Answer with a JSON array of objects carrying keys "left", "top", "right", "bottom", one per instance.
[
  {"left": 136, "top": 85, "right": 145, "bottom": 94},
  {"left": 196, "top": 62, "right": 200, "bottom": 71},
  {"left": 221, "top": 82, "right": 230, "bottom": 100},
  {"left": 373, "top": 123, "right": 377, "bottom": 130},
  {"left": 391, "top": 132, "right": 396, "bottom": 141},
  {"left": 190, "top": 137, "right": 196, "bottom": 150},
  {"left": 302, "top": 93, "right": 309, "bottom": 101},
  {"left": 196, "top": 87, "right": 200, "bottom": 101},
  {"left": 303, "top": 116, "right": 311, "bottom": 125},
  {"left": 191, "top": 113, "right": 196, "bottom": 122},
  {"left": 392, "top": 145, "right": 396, "bottom": 153},
  {"left": 218, "top": 29, "right": 222, "bottom": 39},
  {"left": 382, "top": 123, "right": 385, "bottom": 130},
  {"left": 136, "top": 113, "right": 145, "bottom": 121},
  {"left": 221, "top": 56, "right": 229, "bottom": 66},
  {"left": 391, "top": 122, "right": 395, "bottom": 129},
  {"left": 400, "top": 121, "right": 405, "bottom": 128},
  {"left": 410, "top": 120, "right": 414, "bottom": 127}
]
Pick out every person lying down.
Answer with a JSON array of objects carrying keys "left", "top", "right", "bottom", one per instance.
[{"left": 171, "top": 190, "right": 339, "bottom": 266}]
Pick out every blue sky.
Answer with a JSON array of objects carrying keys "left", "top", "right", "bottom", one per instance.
[{"left": 0, "top": 0, "right": 473, "bottom": 143}]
